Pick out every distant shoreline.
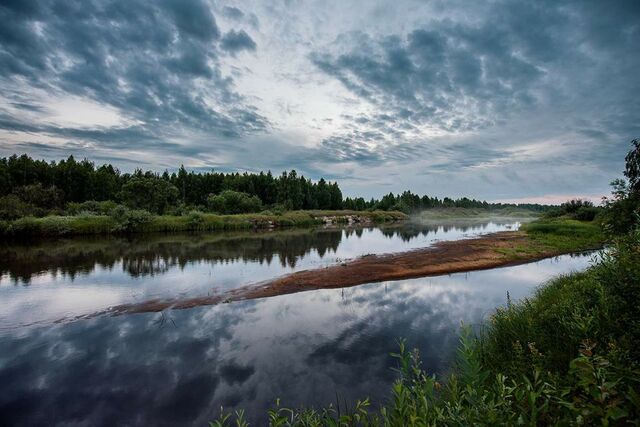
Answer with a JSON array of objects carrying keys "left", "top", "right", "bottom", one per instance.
[
  {"left": 0, "top": 210, "right": 408, "bottom": 237},
  {"left": 0, "top": 207, "right": 547, "bottom": 238}
]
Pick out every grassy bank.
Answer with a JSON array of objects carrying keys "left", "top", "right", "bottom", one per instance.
[
  {"left": 0, "top": 210, "right": 407, "bottom": 237},
  {"left": 212, "top": 229, "right": 639, "bottom": 426},
  {"left": 491, "top": 218, "right": 605, "bottom": 260}
]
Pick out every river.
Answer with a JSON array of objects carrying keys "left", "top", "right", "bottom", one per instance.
[{"left": 0, "top": 220, "right": 594, "bottom": 425}]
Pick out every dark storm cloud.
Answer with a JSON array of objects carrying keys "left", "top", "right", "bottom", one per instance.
[
  {"left": 0, "top": 0, "right": 268, "bottom": 150},
  {"left": 312, "top": 0, "right": 640, "bottom": 166},
  {"left": 220, "top": 30, "right": 257, "bottom": 55}
]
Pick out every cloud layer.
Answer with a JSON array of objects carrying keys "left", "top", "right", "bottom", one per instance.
[
  {"left": 0, "top": 0, "right": 638, "bottom": 200},
  {"left": 0, "top": 0, "right": 265, "bottom": 153}
]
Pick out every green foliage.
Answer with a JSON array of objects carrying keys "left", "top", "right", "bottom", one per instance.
[
  {"left": 110, "top": 206, "right": 153, "bottom": 233},
  {"left": 624, "top": 138, "right": 640, "bottom": 195},
  {"left": 7, "top": 216, "right": 78, "bottom": 236},
  {"left": 66, "top": 200, "right": 120, "bottom": 215},
  {"left": 119, "top": 175, "right": 179, "bottom": 214},
  {"left": 0, "top": 194, "right": 32, "bottom": 220},
  {"left": 560, "top": 198, "right": 594, "bottom": 214},
  {"left": 208, "top": 190, "right": 263, "bottom": 214},
  {"left": 602, "top": 140, "right": 640, "bottom": 234},
  {"left": 521, "top": 218, "right": 604, "bottom": 252},
  {"left": 544, "top": 198, "right": 603, "bottom": 222},
  {"left": 574, "top": 205, "right": 600, "bottom": 221},
  {"left": 0, "top": 210, "right": 401, "bottom": 237},
  {"left": 186, "top": 210, "right": 206, "bottom": 230},
  {"left": 596, "top": 231, "right": 640, "bottom": 363},
  {"left": 1, "top": 154, "right": 556, "bottom": 220}
]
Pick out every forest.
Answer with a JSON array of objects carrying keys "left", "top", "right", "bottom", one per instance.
[{"left": 0, "top": 154, "right": 548, "bottom": 219}]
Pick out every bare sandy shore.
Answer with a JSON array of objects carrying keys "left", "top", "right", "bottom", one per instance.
[{"left": 83, "top": 230, "right": 592, "bottom": 318}]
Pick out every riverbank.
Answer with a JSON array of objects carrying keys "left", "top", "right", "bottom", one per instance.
[
  {"left": 99, "top": 219, "right": 604, "bottom": 316},
  {"left": 0, "top": 210, "right": 407, "bottom": 237}
]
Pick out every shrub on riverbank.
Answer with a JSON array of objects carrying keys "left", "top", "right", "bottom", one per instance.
[
  {"left": 207, "top": 190, "right": 263, "bottom": 214},
  {"left": 544, "top": 199, "right": 603, "bottom": 222},
  {"left": 211, "top": 230, "right": 640, "bottom": 426}
]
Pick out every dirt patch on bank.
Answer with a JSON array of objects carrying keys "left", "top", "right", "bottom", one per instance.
[{"left": 90, "top": 231, "right": 584, "bottom": 317}]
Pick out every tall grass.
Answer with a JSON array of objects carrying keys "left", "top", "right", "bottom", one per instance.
[
  {"left": 521, "top": 218, "right": 605, "bottom": 252},
  {"left": 211, "top": 230, "right": 640, "bottom": 426}
]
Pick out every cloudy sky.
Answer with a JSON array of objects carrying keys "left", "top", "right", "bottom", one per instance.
[{"left": 0, "top": 0, "right": 638, "bottom": 202}]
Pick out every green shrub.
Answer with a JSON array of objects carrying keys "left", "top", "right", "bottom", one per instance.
[
  {"left": 13, "top": 183, "right": 64, "bottom": 210},
  {"left": 271, "top": 205, "right": 286, "bottom": 215},
  {"left": 560, "top": 198, "right": 594, "bottom": 214},
  {"left": 543, "top": 207, "right": 565, "bottom": 218},
  {"left": 119, "top": 176, "right": 178, "bottom": 214},
  {"left": 207, "top": 190, "right": 263, "bottom": 214},
  {"left": 187, "top": 210, "right": 205, "bottom": 230},
  {"left": 8, "top": 216, "right": 42, "bottom": 235},
  {"left": 110, "top": 206, "right": 153, "bottom": 232},
  {"left": 66, "top": 200, "right": 120, "bottom": 215},
  {"left": 38, "top": 216, "right": 73, "bottom": 236},
  {"left": 574, "top": 206, "right": 600, "bottom": 221},
  {"left": 596, "top": 231, "right": 640, "bottom": 362},
  {"left": 0, "top": 194, "right": 32, "bottom": 220}
]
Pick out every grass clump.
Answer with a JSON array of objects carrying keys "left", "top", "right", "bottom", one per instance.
[{"left": 521, "top": 218, "right": 605, "bottom": 252}]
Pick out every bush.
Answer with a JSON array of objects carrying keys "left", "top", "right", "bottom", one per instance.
[
  {"left": 543, "top": 207, "right": 564, "bottom": 218},
  {"left": 13, "top": 183, "right": 64, "bottom": 210},
  {"left": 8, "top": 216, "right": 42, "bottom": 235},
  {"left": 66, "top": 200, "right": 120, "bottom": 215},
  {"left": 574, "top": 206, "right": 600, "bottom": 221},
  {"left": 545, "top": 199, "right": 601, "bottom": 221},
  {"left": 207, "top": 190, "right": 262, "bottom": 214},
  {"left": 38, "top": 216, "right": 73, "bottom": 236},
  {"left": 270, "top": 205, "right": 286, "bottom": 215},
  {"left": 596, "top": 231, "right": 640, "bottom": 362},
  {"left": 186, "top": 210, "right": 205, "bottom": 230},
  {"left": 561, "top": 199, "right": 594, "bottom": 214},
  {"left": 110, "top": 206, "right": 153, "bottom": 232},
  {"left": 119, "top": 176, "right": 178, "bottom": 214},
  {"left": 0, "top": 194, "right": 32, "bottom": 220}
]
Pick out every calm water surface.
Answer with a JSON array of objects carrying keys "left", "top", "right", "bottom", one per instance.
[{"left": 0, "top": 220, "right": 593, "bottom": 425}]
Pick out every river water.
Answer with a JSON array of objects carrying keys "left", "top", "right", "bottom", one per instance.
[{"left": 0, "top": 220, "right": 593, "bottom": 425}]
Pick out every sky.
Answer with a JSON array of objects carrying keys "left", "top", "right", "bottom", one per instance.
[{"left": 0, "top": 0, "right": 638, "bottom": 203}]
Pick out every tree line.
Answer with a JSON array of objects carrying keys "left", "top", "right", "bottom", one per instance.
[{"left": 0, "top": 154, "right": 548, "bottom": 218}]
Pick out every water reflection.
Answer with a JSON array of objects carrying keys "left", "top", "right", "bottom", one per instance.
[
  {"left": 0, "top": 253, "right": 593, "bottom": 426},
  {"left": 0, "top": 221, "right": 523, "bottom": 329},
  {"left": 1, "top": 221, "right": 519, "bottom": 284},
  {"left": 0, "top": 228, "right": 344, "bottom": 283}
]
